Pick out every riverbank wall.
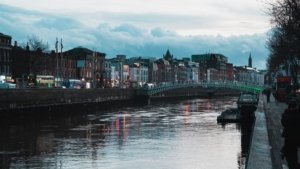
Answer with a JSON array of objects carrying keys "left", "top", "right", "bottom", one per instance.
[
  {"left": 0, "top": 87, "right": 242, "bottom": 113},
  {"left": 246, "top": 94, "right": 272, "bottom": 169},
  {"left": 0, "top": 88, "right": 136, "bottom": 113}
]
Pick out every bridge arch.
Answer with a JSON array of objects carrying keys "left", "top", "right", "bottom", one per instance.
[{"left": 138, "top": 82, "right": 263, "bottom": 96}]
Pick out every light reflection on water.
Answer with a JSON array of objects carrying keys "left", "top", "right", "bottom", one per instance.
[{"left": 0, "top": 97, "right": 245, "bottom": 169}]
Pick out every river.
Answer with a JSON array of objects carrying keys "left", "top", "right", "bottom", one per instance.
[{"left": 0, "top": 96, "right": 247, "bottom": 169}]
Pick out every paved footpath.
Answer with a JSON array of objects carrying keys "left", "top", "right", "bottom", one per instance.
[
  {"left": 262, "top": 94, "right": 299, "bottom": 169},
  {"left": 263, "top": 95, "right": 287, "bottom": 169},
  {"left": 247, "top": 94, "right": 299, "bottom": 169}
]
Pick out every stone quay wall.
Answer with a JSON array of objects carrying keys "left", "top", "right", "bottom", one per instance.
[
  {"left": 0, "top": 87, "right": 242, "bottom": 112},
  {"left": 0, "top": 88, "right": 136, "bottom": 111}
]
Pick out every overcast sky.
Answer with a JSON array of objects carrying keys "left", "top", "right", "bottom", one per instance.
[{"left": 0, "top": 0, "right": 271, "bottom": 69}]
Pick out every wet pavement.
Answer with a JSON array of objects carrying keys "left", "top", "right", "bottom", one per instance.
[
  {"left": 259, "top": 94, "right": 299, "bottom": 169},
  {"left": 263, "top": 94, "right": 287, "bottom": 169}
]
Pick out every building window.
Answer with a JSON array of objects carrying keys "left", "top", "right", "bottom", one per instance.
[
  {"left": 3, "top": 52, "right": 6, "bottom": 62},
  {"left": 3, "top": 65, "right": 6, "bottom": 74}
]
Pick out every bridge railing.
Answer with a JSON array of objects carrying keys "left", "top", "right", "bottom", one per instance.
[
  {"left": 205, "top": 82, "right": 263, "bottom": 94},
  {"left": 139, "top": 82, "right": 263, "bottom": 95}
]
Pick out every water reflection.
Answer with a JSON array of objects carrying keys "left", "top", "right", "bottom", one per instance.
[{"left": 0, "top": 97, "right": 246, "bottom": 169}]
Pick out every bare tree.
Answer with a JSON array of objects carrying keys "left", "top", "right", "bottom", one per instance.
[
  {"left": 28, "top": 35, "right": 49, "bottom": 52},
  {"left": 267, "top": 0, "right": 300, "bottom": 84}
]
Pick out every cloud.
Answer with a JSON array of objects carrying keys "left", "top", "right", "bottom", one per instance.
[
  {"left": 0, "top": 3, "right": 269, "bottom": 69},
  {"left": 112, "top": 24, "right": 145, "bottom": 37},
  {"left": 36, "top": 18, "right": 83, "bottom": 30},
  {"left": 0, "top": 0, "right": 270, "bottom": 36},
  {"left": 150, "top": 27, "right": 177, "bottom": 37}
]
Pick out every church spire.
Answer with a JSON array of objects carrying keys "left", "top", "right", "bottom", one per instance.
[
  {"left": 248, "top": 53, "right": 252, "bottom": 68},
  {"left": 163, "top": 49, "right": 173, "bottom": 61}
]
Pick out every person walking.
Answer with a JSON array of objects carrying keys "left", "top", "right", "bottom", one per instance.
[
  {"left": 265, "top": 87, "right": 271, "bottom": 103},
  {"left": 281, "top": 100, "right": 300, "bottom": 169}
]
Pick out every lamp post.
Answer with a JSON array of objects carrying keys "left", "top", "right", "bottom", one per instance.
[
  {"left": 55, "top": 37, "right": 58, "bottom": 87},
  {"left": 92, "top": 49, "right": 96, "bottom": 88},
  {"left": 139, "top": 63, "right": 142, "bottom": 86},
  {"left": 119, "top": 59, "right": 123, "bottom": 88},
  {"left": 60, "top": 38, "right": 63, "bottom": 82}
]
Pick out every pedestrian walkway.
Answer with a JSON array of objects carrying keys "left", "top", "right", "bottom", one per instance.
[
  {"left": 263, "top": 94, "right": 300, "bottom": 169},
  {"left": 247, "top": 94, "right": 300, "bottom": 169},
  {"left": 263, "top": 94, "right": 287, "bottom": 169}
]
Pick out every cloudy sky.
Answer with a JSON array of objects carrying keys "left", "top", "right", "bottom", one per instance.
[{"left": 0, "top": 0, "right": 271, "bottom": 69}]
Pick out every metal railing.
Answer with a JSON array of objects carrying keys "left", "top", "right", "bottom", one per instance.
[{"left": 139, "top": 82, "right": 263, "bottom": 96}]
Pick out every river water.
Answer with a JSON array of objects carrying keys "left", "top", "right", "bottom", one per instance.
[{"left": 0, "top": 96, "right": 247, "bottom": 169}]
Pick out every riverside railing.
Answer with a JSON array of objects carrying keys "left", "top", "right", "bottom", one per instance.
[{"left": 140, "top": 82, "right": 263, "bottom": 96}]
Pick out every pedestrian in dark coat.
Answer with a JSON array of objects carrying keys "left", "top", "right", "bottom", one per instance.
[
  {"left": 281, "top": 100, "right": 300, "bottom": 169},
  {"left": 265, "top": 88, "right": 271, "bottom": 102}
]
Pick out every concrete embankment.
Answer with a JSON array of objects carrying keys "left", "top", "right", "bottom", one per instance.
[
  {"left": 0, "top": 88, "right": 136, "bottom": 112},
  {"left": 246, "top": 94, "right": 272, "bottom": 169},
  {"left": 0, "top": 87, "right": 241, "bottom": 112}
]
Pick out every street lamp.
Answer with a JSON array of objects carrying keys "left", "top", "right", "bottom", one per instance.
[
  {"left": 55, "top": 37, "right": 58, "bottom": 87},
  {"left": 92, "top": 49, "right": 96, "bottom": 89},
  {"left": 60, "top": 38, "right": 63, "bottom": 82}
]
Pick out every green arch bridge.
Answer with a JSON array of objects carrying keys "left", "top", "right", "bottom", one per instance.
[{"left": 137, "top": 82, "right": 263, "bottom": 96}]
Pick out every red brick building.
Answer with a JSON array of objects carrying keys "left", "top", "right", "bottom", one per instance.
[{"left": 0, "top": 33, "right": 12, "bottom": 77}]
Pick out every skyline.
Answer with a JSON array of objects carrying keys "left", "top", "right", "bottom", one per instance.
[{"left": 0, "top": 0, "right": 271, "bottom": 69}]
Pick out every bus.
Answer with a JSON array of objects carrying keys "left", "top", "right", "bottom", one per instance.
[
  {"left": 62, "top": 79, "right": 84, "bottom": 89},
  {"left": 36, "top": 75, "right": 55, "bottom": 88},
  {"left": 275, "top": 76, "right": 292, "bottom": 102}
]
